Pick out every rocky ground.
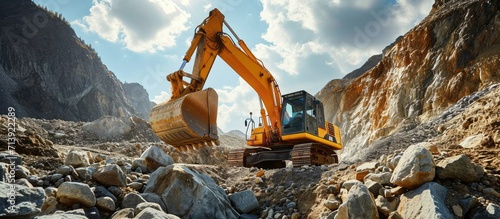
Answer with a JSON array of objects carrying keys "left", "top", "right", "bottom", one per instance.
[{"left": 0, "top": 84, "right": 499, "bottom": 219}]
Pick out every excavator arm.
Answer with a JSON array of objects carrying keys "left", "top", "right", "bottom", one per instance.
[{"left": 150, "top": 8, "right": 282, "bottom": 151}]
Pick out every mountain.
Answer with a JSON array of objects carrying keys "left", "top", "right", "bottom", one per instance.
[
  {"left": 318, "top": 0, "right": 500, "bottom": 160},
  {"left": 122, "top": 82, "right": 156, "bottom": 121},
  {"left": 342, "top": 36, "right": 402, "bottom": 80},
  {"left": 0, "top": 0, "right": 152, "bottom": 121}
]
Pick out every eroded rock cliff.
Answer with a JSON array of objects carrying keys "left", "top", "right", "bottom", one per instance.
[
  {"left": 318, "top": 0, "right": 500, "bottom": 160},
  {"left": 0, "top": 0, "right": 151, "bottom": 121}
]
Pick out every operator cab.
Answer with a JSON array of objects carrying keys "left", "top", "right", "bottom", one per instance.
[{"left": 282, "top": 91, "right": 325, "bottom": 135}]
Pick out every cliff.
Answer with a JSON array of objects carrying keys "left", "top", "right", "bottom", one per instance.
[
  {"left": 0, "top": 0, "right": 152, "bottom": 121},
  {"left": 318, "top": 0, "right": 500, "bottom": 160}
]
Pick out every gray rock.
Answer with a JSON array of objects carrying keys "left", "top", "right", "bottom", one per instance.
[
  {"left": 287, "top": 201, "right": 297, "bottom": 209},
  {"left": 50, "top": 173, "right": 64, "bottom": 183},
  {"left": 83, "top": 116, "right": 133, "bottom": 141},
  {"left": 96, "top": 196, "right": 116, "bottom": 211},
  {"left": 93, "top": 164, "right": 127, "bottom": 187},
  {"left": 135, "top": 202, "right": 163, "bottom": 215},
  {"left": 129, "top": 182, "right": 143, "bottom": 191},
  {"left": 121, "top": 193, "right": 147, "bottom": 209},
  {"left": 35, "top": 213, "right": 88, "bottom": 219},
  {"left": 0, "top": 181, "right": 45, "bottom": 218},
  {"left": 140, "top": 193, "right": 167, "bottom": 212},
  {"left": 44, "top": 187, "right": 58, "bottom": 197},
  {"left": 228, "top": 190, "right": 259, "bottom": 214},
  {"left": 16, "top": 178, "right": 33, "bottom": 187},
  {"left": 110, "top": 208, "right": 135, "bottom": 219},
  {"left": 375, "top": 196, "right": 399, "bottom": 217},
  {"left": 486, "top": 203, "right": 500, "bottom": 218},
  {"left": 108, "top": 186, "right": 122, "bottom": 197},
  {"left": 336, "top": 181, "right": 378, "bottom": 219},
  {"left": 436, "top": 154, "right": 484, "bottom": 183},
  {"left": 0, "top": 153, "right": 22, "bottom": 165},
  {"left": 14, "top": 165, "right": 30, "bottom": 179},
  {"left": 240, "top": 214, "right": 259, "bottom": 219},
  {"left": 390, "top": 145, "right": 435, "bottom": 189},
  {"left": 57, "top": 182, "right": 96, "bottom": 207},
  {"left": 364, "top": 180, "right": 382, "bottom": 197},
  {"left": 459, "top": 196, "right": 478, "bottom": 213},
  {"left": 144, "top": 165, "right": 239, "bottom": 219},
  {"left": 39, "top": 196, "right": 58, "bottom": 215},
  {"left": 64, "top": 150, "right": 90, "bottom": 168},
  {"left": 75, "top": 167, "right": 92, "bottom": 181},
  {"left": 356, "top": 161, "right": 379, "bottom": 172},
  {"left": 341, "top": 179, "right": 361, "bottom": 190},
  {"left": 133, "top": 207, "right": 180, "bottom": 219},
  {"left": 140, "top": 146, "right": 174, "bottom": 172},
  {"left": 324, "top": 199, "right": 341, "bottom": 211},
  {"left": 56, "top": 165, "right": 72, "bottom": 175},
  {"left": 94, "top": 186, "right": 117, "bottom": 203},
  {"left": 397, "top": 182, "right": 453, "bottom": 219},
  {"left": 0, "top": 162, "right": 8, "bottom": 182},
  {"left": 132, "top": 158, "right": 148, "bottom": 173},
  {"left": 364, "top": 172, "right": 392, "bottom": 185},
  {"left": 84, "top": 207, "right": 100, "bottom": 219}
]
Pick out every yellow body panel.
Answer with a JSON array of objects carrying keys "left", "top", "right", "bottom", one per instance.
[{"left": 281, "top": 132, "right": 342, "bottom": 150}]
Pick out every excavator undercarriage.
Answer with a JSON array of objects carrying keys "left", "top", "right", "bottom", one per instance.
[{"left": 228, "top": 143, "right": 338, "bottom": 168}]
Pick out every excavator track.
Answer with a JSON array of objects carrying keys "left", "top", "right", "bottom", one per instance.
[
  {"left": 228, "top": 143, "right": 338, "bottom": 168},
  {"left": 291, "top": 143, "right": 337, "bottom": 168},
  {"left": 227, "top": 148, "right": 247, "bottom": 167}
]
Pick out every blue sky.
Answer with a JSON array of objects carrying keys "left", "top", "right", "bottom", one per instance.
[{"left": 33, "top": 0, "right": 433, "bottom": 133}]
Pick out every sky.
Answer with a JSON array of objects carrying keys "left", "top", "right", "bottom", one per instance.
[{"left": 33, "top": 0, "right": 433, "bottom": 133}]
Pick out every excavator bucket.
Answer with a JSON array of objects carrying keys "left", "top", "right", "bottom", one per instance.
[{"left": 150, "top": 88, "right": 219, "bottom": 151}]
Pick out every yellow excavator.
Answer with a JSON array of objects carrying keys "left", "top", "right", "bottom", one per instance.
[{"left": 150, "top": 8, "right": 342, "bottom": 168}]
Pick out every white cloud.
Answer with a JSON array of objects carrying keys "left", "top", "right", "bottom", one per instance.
[
  {"left": 257, "top": 0, "right": 433, "bottom": 79},
  {"left": 214, "top": 78, "right": 261, "bottom": 132},
  {"left": 77, "top": 0, "right": 190, "bottom": 53},
  {"left": 203, "top": 3, "right": 212, "bottom": 12},
  {"left": 152, "top": 91, "right": 171, "bottom": 104}
]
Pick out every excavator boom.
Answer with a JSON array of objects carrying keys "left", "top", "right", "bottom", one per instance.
[{"left": 150, "top": 8, "right": 282, "bottom": 151}]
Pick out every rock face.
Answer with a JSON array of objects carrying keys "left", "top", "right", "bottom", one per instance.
[
  {"left": 317, "top": 0, "right": 500, "bottom": 161},
  {"left": 0, "top": 0, "right": 151, "bottom": 122},
  {"left": 144, "top": 165, "right": 239, "bottom": 219},
  {"left": 123, "top": 83, "right": 156, "bottom": 121},
  {"left": 390, "top": 145, "right": 435, "bottom": 189},
  {"left": 397, "top": 182, "right": 453, "bottom": 219}
]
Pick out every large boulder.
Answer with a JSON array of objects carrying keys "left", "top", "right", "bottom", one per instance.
[
  {"left": 144, "top": 165, "right": 239, "bottom": 219},
  {"left": 57, "top": 182, "right": 96, "bottom": 207},
  {"left": 134, "top": 207, "right": 180, "bottom": 219},
  {"left": 397, "top": 182, "right": 452, "bottom": 219},
  {"left": 64, "top": 150, "right": 90, "bottom": 168},
  {"left": 140, "top": 146, "right": 174, "bottom": 172},
  {"left": 83, "top": 116, "right": 133, "bottom": 141},
  {"left": 390, "top": 145, "right": 435, "bottom": 189},
  {"left": 436, "top": 154, "right": 484, "bottom": 183},
  {"left": 336, "top": 181, "right": 378, "bottom": 219},
  {"left": 93, "top": 164, "right": 127, "bottom": 187},
  {"left": 228, "top": 190, "right": 259, "bottom": 214},
  {"left": 121, "top": 193, "right": 147, "bottom": 209},
  {"left": 0, "top": 181, "right": 45, "bottom": 218}
]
